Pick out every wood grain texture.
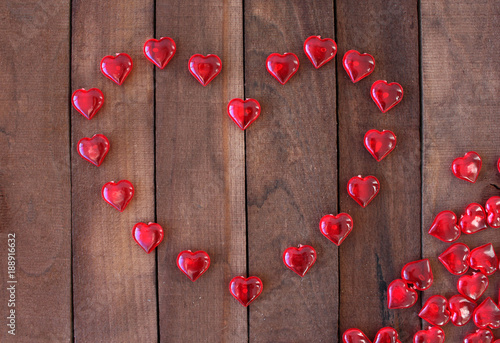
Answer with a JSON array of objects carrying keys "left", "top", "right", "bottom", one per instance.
[
  {"left": 71, "top": 1, "right": 157, "bottom": 342},
  {"left": 155, "top": 0, "right": 247, "bottom": 342},
  {"left": 421, "top": 1, "right": 500, "bottom": 340},
  {"left": 244, "top": 1, "right": 338, "bottom": 341},
  {"left": 336, "top": 0, "right": 421, "bottom": 341}
]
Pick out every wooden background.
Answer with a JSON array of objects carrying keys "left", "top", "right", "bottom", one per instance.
[{"left": 0, "top": 0, "right": 499, "bottom": 342}]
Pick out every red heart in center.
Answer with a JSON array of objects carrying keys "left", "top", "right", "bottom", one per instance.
[
  {"left": 428, "top": 210, "right": 460, "bottom": 242},
  {"left": 342, "top": 50, "right": 375, "bottom": 83},
  {"left": 464, "top": 328, "right": 494, "bottom": 343},
  {"left": 373, "top": 327, "right": 401, "bottom": 343},
  {"left": 370, "top": 80, "right": 403, "bottom": 113},
  {"left": 364, "top": 129, "right": 397, "bottom": 162},
  {"left": 319, "top": 213, "right": 353, "bottom": 246},
  {"left": 101, "top": 180, "right": 134, "bottom": 212},
  {"left": 473, "top": 298, "right": 500, "bottom": 330},
  {"left": 283, "top": 244, "right": 317, "bottom": 277},
  {"left": 347, "top": 175, "right": 380, "bottom": 208},
  {"left": 132, "top": 222, "right": 164, "bottom": 254},
  {"left": 100, "top": 53, "right": 133, "bottom": 85},
  {"left": 266, "top": 53, "right": 299, "bottom": 85},
  {"left": 458, "top": 272, "right": 489, "bottom": 301},
  {"left": 143, "top": 37, "right": 176, "bottom": 69},
  {"left": 71, "top": 88, "right": 104, "bottom": 120},
  {"left": 413, "top": 326, "right": 445, "bottom": 343},
  {"left": 448, "top": 294, "right": 476, "bottom": 326},
  {"left": 387, "top": 279, "right": 417, "bottom": 309},
  {"left": 460, "top": 203, "right": 487, "bottom": 234},
  {"left": 401, "top": 259, "right": 433, "bottom": 291},
  {"left": 419, "top": 295, "right": 450, "bottom": 326},
  {"left": 303, "top": 35, "right": 337, "bottom": 69},
  {"left": 469, "top": 243, "right": 498, "bottom": 276},
  {"left": 438, "top": 242, "right": 470, "bottom": 275},
  {"left": 227, "top": 98, "right": 261, "bottom": 130},
  {"left": 451, "top": 151, "right": 482, "bottom": 183},
  {"left": 229, "top": 276, "right": 263, "bottom": 307},
  {"left": 176, "top": 250, "right": 210, "bottom": 281},
  {"left": 77, "top": 134, "right": 110, "bottom": 167},
  {"left": 485, "top": 196, "right": 500, "bottom": 228},
  {"left": 188, "top": 54, "right": 222, "bottom": 86}
]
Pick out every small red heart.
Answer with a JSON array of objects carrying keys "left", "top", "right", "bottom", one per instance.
[
  {"left": 319, "top": 213, "right": 353, "bottom": 246},
  {"left": 474, "top": 298, "right": 500, "bottom": 329},
  {"left": 303, "top": 35, "right": 337, "bottom": 69},
  {"left": 401, "top": 259, "right": 433, "bottom": 291},
  {"left": 464, "top": 329, "right": 494, "bottom": 343},
  {"left": 347, "top": 175, "right": 380, "bottom": 208},
  {"left": 419, "top": 295, "right": 450, "bottom": 326},
  {"left": 438, "top": 243, "right": 470, "bottom": 275},
  {"left": 132, "top": 222, "right": 164, "bottom": 254},
  {"left": 143, "top": 37, "right": 176, "bottom": 69},
  {"left": 77, "top": 134, "right": 110, "bottom": 167},
  {"left": 498, "top": 156, "right": 500, "bottom": 174},
  {"left": 71, "top": 88, "right": 104, "bottom": 120},
  {"left": 428, "top": 210, "right": 460, "bottom": 243},
  {"left": 188, "top": 54, "right": 222, "bottom": 86},
  {"left": 283, "top": 244, "right": 317, "bottom": 277},
  {"left": 412, "top": 326, "right": 445, "bottom": 343},
  {"left": 387, "top": 279, "right": 417, "bottom": 309},
  {"left": 342, "top": 328, "right": 371, "bottom": 343},
  {"left": 266, "top": 53, "right": 299, "bottom": 85},
  {"left": 373, "top": 327, "right": 401, "bottom": 343},
  {"left": 100, "top": 53, "right": 133, "bottom": 85},
  {"left": 229, "top": 276, "right": 263, "bottom": 307},
  {"left": 485, "top": 196, "right": 500, "bottom": 228},
  {"left": 101, "top": 180, "right": 134, "bottom": 212},
  {"left": 451, "top": 151, "right": 482, "bottom": 183},
  {"left": 176, "top": 250, "right": 210, "bottom": 281},
  {"left": 227, "top": 98, "right": 261, "bottom": 130},
  {"left": 448, "top": 294, "right": 476, "bottom": 326},
  {"left": 342, "top": 50, "right": 375, "bottom": 83},
  {"left": 458, "top": 272, "right": 489, "bottom": 301},
  {"left": 469, "top": 243, "right": 498, "bottom": 276},
  {"left": 364, "top": 130, "right": 397, "bottom": 162},
  {"left": 460, "top": 203, "right": 487, "bottom": 234},
  {"left": 370, "top": 80, "right": 403, "bottom": 113}
]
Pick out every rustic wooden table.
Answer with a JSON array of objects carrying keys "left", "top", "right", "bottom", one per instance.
[{"left": 1, "top": 0, "right": 499, "bottom": 342}]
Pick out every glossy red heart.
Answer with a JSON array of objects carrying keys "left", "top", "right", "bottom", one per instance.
[
  {"left": 419, "top": 295, "right": 450, "bottom": 326},
  {"left": 485, "top": 196, "right": 500, "bottom": 228},
  {"left": 373, "top": 327, "right": 401, "bottom": 343},
  {"left": 143, "top": 37, "right": 176, "bottom": 69},
  {"left": 132, "top": 222, "right": 164, "bottom": 254},
  {"left": 469, "top": 243, "right": 498, "bottom": 276},
  {"left": 347, "top": 175, "right": 380, "bottom": 208},
  {"left": 460, "top": 203, "right": 487, "bottom": 234},
  {"left": 438, "top": 243, "right": 470, "bottom": 275},
  {"left": 458, "top": 272, "right": 489, "bottom": 301},
  {"left": 100, "top": 53, "right": 133, "bottom": 85},
  {"left": 101, "top": 180, "right": 134, "bottom": 212},
  {"left": 188, "top": 54, "right": 222, "bottom": 86},
  {"left": 342, "top": 328, "right": 371, "bottom": 343},
  {"left": 77, "top": 134, "right": 110, "bottom": 167},
  {"left": 387, "top": 279, "right": 417, "bottom": 309},
  {"left": 229, "top": 276, "right": 263, "bottom": 307},
  {"left": 71, "top": 88, "right": 104, "bottom": 120},
  {"left": 401, "top": 259, "right": 433, "bottom": 291},
  {"left": 448, "top": 294, "right": 476, "bottom": 326},
  {"left": 176, "top": 250, "right": 210, "bottom": 281},
  {"left": 464, "top": 329, "right": 494, "bottom": 343},
  {"left": 303, "top": 35, "right": 337, "bottom": 69},
  {"left": 342, "top": 50, "right": 375, "bottom": 83},
  {"left": 227, "top": 98, "right": 261, "bottom": 130},
  {"left": 451, "top": 151, "right": 482, "bottom": 183},
  {"left": 283, "top": 244, "right": 317, "bottom": 277},
  {"left": 364, "top": 130, "right": 397, "bottom": 162},
  {"left": 498, "top": 156, "right": 500, "bottom": 174},
  {"left": 370, "top": 80, "right": 403, "bottom": 113},
  {"left": 428, "top": 210, "right": 460, "bottom": 242},
  {"left": 266, "top": 53, "right": 299, "bottom": 85},
  {"left": 412, "top": 326, "right": 445, "bottom": 343},
  {"left": 474, "top": 298, "right": 500, "bottom": 329},
  {"left": 319, "top": 213, "right": 353, "bottom": 246}
]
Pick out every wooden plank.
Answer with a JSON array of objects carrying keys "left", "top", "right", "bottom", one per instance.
[
  {"left": 155, "top": 0, "right": 247, "bottom": 341},
  {"left": 71, "top": 1, "right": 157, "bottom": 341},
  {"left": 0, "top": 1, "right": 71, "bottom": 341},
  {"left": 421, "top": 1, "right": 500, "bottom": 340},
  {"left": 336, "top": 0, "right": 421, "bottom": 341},
  {"left": 244, "top": 1, "right": 338, "bottom": 341}
]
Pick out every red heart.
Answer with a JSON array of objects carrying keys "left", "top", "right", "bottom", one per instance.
[
  {"left": 428, "top": 210, "right": 460, "bottom": 243},
  {"left": 448, "top": 294, "right": 476, "bottom": 326},
  {"left": 101, "top": 180, "right": 134, "bottom": 212},
  {"left": 387, "top": 279, "right": 417, "bottom": 309},
  {"left": 188, "top": 54, "right": 222, "bottom": 86},
  {"left": 77, "top": 134, "right": 110, "bottom": 167},
  {"left": 100, "top": 53, "right": 133, "bottom": 85},
  {"left": 303, "top": 35, "right": 337, "bottom": 69},
  {"left": 485, "top": 196, "right": 500, "bottom": 228},
  {"left": 373, "top": 327, "right": 401, "bottom": 343},
  {"left": 469, "top": 243, "right": 498, "bottom": 276},
  {"left": 460, "top": 203, "right": 487, "bottom": 234},
  {"left": 143, "top": 37, "right": 176, "bottom": 69},
  {"left": 401, "top": 259, "right": 433, "bottom": 291},
  {"left": 419, "top": 295, "right": 450, "bottom": 326},
  {"left": 458, "top": 272, "right": 489, "bottom": 301},
  {"left": 451, "top": 151, "right": 482, "bottom": 183},
  {"left": 370, "top": 80, "right": 403, "bottom": 113},
  {"left": 71, "top": 88, "right": 104, "bottom": 120},
  {"left": 342, "top": 328, "right": 371, "bottom": 343},
  {"left": 342, "top": 50, "right": 375, "bottom": 83},
  {"left": 319, "top": 213, "right": 353, "bottom": 246},
  {"left": 498, "top": 156, "right": 500, "bottom": 174},
  {"left": 364, "top": 129, "right": 397, "bottom": 162},
  {"left": 229, "top": 276, "right": 263, "bottom": 307},
  {"left": 283, "top": 244, "right": 317, "bottom": 277},
  {"left": 474, "top": 298, "right": 500, "bottom": 329},
  {"left": 176, "top": 250, "right": 210, "bottom": 281},
  {"left": 266, "top": 53, "right": 299, "bottom": 85},
  {"left": 132, "top": 222, "right": 164, "bottom": 254},
  {"left": 464, "top": 329, "right": 494, "bottom": 343},
  {"left": 438, "top": 243, "right": 470, "bottom": 275},
  {"left": 347, "top": 175, "right": 380, "bottom": 208},
  {"left": 412, "top": 326, "right": 445, "bottom": 343},
  {"left": 227, "top": 98, "right": 261, "bottom": 130}
]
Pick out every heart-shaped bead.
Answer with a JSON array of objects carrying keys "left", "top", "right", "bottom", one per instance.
[
  {"left": 460, "top": 203, "right": 487, "bottom": 234},
  {"left": 464, "top": 329, "right": 494, "bottom": 343},
  {"left": 77, "top": 134, "right": 110, "bottom": 167},
  {"left": 347, "top": 175, "right": 380, "bottom": 208},
  {"left": 283, "top": 244, "right": 317, "bottom": 277},
  {"left": 342, "top": 328, "right": 371, "bottom": 343},
  {"left": 188, "top": 54, "right": 222, "bottom": 86},
  {"left": 401, "top": 259, "right": 433, "bottom": 291},
  {"left": 364, "top": 130, "right": 397, "bottom": 162},
  {"left": 266, "top": 53, "right": 299, "bottom": 85},
  {"left": 133, "top": 222, "right": 164, "bottom": 253},
  {"left": 229, "top": 276, "right": 263, "bottom": 307},
  {"left": 412, "top": 326, "right": 445, "bottom": 343},
  {"left": 319, "top": 213, "right": 353, "bottom": 246},
  {"left": 143, "top": 37, "right": 176, "bottom": 69},
  {"left": 451, "top": 151, "right": 482, "bottom": 183},
  {"left": 72, "top": 88, "right": 104, "bottom": 120},
  {"left": 438, "top": 243, "right": 470, "bottom": 275},
  {"left": 100, "top": 53, "right": 133, "bottom": 85},
  {"left": 458, "top": 272, "right": 489, "bottom": 301},
  {"left": 370, "top": 80, "right": 403, "bottom": 113},
  {"left": 428, "top": 210, "right": 460, "bottom": 243},
  {"left": 448, "top": 294, "right": 476, "bottom": 326},
  {"left": 176, "top": 250, "right": 210, "bottom": 281},
  {"left": 474, "top": 298, "right": 500, "bottom": 329},
  {"left": 419, "top": 295, "right": 450, "bottom": 326},
  {"left": 303, "top": 35, "right": 337, "bottom": 69},
  {"left": 387, "top": 279, "right": 417, "bottom": 309},
  {"left": 498, "top": 157, "right": 500, "bottom": 174},
  {"left": 342, "top": 50, "right": 375, "bottom": 83},
  {"left": 373, "top": 327, "right": 401, "bottom": 343},
  {"left": 102, "top": 180, "right": 134, "bottom": 212},
  {"left": 485, "top": 196, "right": 500, "bottom": 228},
  {"left": 469, "top": 243, "right": 498, "bottom": 276},
  {"left": 227, "top": 98, "right": 261, "bottom": 130}
]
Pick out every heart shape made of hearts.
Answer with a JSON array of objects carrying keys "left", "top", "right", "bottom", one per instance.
[
  {"left": 319, "top": 213, "right": 353, "bottom": 246},
  {"left": 102, "top": 180, "right": 134, "bottom": 212},
  {"left": 413, "top": 326, "right": 445, "bottom": 343},
  {"left": 229, "top": 276, "right": 263, "bottom": 307},
  {"left": 458, "top": 272, "right": 489, "bottom": 301},
  {"left": 401, "top": 258, "right": 433, "bottom": 291},
  {"left": 419, "top": 295, "right": 450, "bottom": 326},
  {"left": 132, "top": 222, "right": 164, "bottom": 254},
  {"left": 370, "top": 80, "right": 403, "bottom": 113},
  {"left": 176, "top": 250, "right": 210, "bottom": 281},
  {"left": 342, "top": 50, "right": 375, "bottom": 83},
  {"left": 464, "top": 328, "right": 494, "bottom": 343},
  {"left": 283, "top": 244, "right": 317, "bottom": 277},
  {"left": 485, "top": 196, "right": 500, "bottom": 228},
  {"left": 100, "top": 53, "right": 133, "bottom": 85},
  {"left": 438, "top": 242, "right": 470, "bottom": 275},
  {"left": 71, "top": 88, "right": 104, "bottom": 120},
  {"left": 460, "top": 203, "right": 487, "bottom": 234},
  {"left": 347, "top": 175, "right": 380, "bottom": 208},
  {"left": 469, "top": 243, "right": 498, "bottom": 276},
  {"left": 227, "top": 98, "right": 261, "bottom": 130},
  {"left": 364, "top": 129, "right": 397, "bottom": 162},
  {"left": 303, "top": 35, "right": 337, "bottom": 69},
  {"left": 188, "top": 54, "right": 222, "bottom": 86},
  {"left": 387, "top": 279, "right": 417, "bottom": 309},
  {"left": 143, "top": 37, "right": 176, "bottom": 69},
  {"left": 448, "top": 294, "right": 476, "bottom": 326},
  {"left": 451, "top": 151, "right": 482, "bottom": 183},
  {"left": 266, "top": 53, "right": 299, "bottom": 85},
  {"left": 342, "top": 327, "right": 401, "bottom": 343},
  {"left": 77, "top": 134, "right": 110, "bottom": 167},
  {"left": 473, "top": 298, "right": 500, "bottom": 330},
  {"left": 428, "top": 210, "right": 461, "bottom": 243}
]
